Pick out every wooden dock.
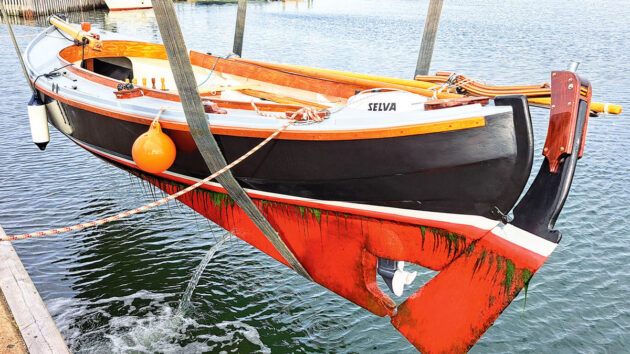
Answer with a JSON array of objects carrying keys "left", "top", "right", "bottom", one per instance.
[
  {"left": 0, "top": 225, "right": 69, "bottom": 353},
  {"left": 0, "top": 0, "right": 106, "bottom": 18}
]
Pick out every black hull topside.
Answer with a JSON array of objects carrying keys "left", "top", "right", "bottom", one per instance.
[{"left": 46, "top": 94, "right": 534, "bottom": 219}]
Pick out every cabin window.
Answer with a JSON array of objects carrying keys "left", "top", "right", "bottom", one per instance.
[{"left": 82, "top": 57, "right": 133, "bottom": 82}]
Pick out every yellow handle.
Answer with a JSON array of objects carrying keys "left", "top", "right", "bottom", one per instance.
[
  {"left": 528, "top": 97, "right": 622, "bottom": 115},
  {"left": 49, "top": 15, "right": 102, "bottom": 51}
]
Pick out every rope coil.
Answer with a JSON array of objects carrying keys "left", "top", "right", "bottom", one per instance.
[
  {"left": 2, "top": 104, "right": 323, "bottom": 242},
  {"left": 250, "top": 101, "right": 325, "bottom": 123}
]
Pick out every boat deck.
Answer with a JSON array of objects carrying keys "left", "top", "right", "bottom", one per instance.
[{"left": 25, "top": 26, "right": 512, "bottom": 133}]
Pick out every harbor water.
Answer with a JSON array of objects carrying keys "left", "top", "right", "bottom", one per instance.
[{"left": 1, "top": 0, "right": 629, "bottom": 352}]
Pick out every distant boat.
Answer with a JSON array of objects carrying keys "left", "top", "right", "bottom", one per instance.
[{"left": 104, "top": 0, "right": 152, "bottom": 11}]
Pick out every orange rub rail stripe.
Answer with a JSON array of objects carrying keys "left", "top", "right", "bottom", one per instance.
[{"left": 36, "top": 84, "right": 485, "bottom": 141}]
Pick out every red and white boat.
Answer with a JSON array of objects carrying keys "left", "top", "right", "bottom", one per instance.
[
  {"left": 21, "top": 16, "right": 600, "bottom": 352},
  {"left": 104, "top": 0, "right": 152, "bottom": 11}
]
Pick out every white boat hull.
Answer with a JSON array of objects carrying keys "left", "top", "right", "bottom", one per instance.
[{"left": 104, "top": 0, "right": 152, "bottom": 11}]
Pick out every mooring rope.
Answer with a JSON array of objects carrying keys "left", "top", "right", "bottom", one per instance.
[
  {"left": 2, "top": 106, "right": 322, "bottom": 242},
  {"left": 196, "top": 53, "right": 239, "bottom": 88},
  {"left": 427, "top": 73, "right": 487, "bottom": 99},
  {"left": 0, "top": 1, "right": 36, "bottom": 93}
]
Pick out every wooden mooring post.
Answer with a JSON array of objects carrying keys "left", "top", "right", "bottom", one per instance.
[
  {"left": 415, "top": 0, "right": 444, "bottom": 77},
  {"left": 0, "top": 0, "right": 106, "bottom": 18},
  {"left": 232, "top": 0, "right": 247, "bottom": 56}
]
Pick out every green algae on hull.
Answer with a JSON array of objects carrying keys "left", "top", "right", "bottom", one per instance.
[
  {"left": 521, "top": 268, "right": 533, "bottom": 310},
  {"left": 429, "top": 227, "right": 466, "bottom": 256},
  {"left": 420, "top": 226, "right": 426, "bottom": 247},
  {"left": 503, "top": 259, "right": 515, "bottom": 291},
  {"left": 207, "top": 190, "right": 235, "bottom": 209},
  {"left": 467, "top": 245, "right": 534, "bottom": 297},
  {"left": 296, "top": 206, "right": 322, "bottom": 223}
]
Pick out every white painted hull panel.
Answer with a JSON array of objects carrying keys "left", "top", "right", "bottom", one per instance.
[{"left": 104, "top": 0, "right": 152, "bottom": 10}]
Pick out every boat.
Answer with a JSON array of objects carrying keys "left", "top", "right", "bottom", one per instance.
[
  {"left": 25, "top": 18, "right": 535, "bottom": 220},
  {"left": 20, "top": 16, "right": 606, "bottom": 352},
  {"left": 104, "top": 0, "right": 152, "bottom": 11}
]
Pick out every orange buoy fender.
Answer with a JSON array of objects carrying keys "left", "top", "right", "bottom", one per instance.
[{"left": 132, "top": 121, "right": 176, "bottom": 174}]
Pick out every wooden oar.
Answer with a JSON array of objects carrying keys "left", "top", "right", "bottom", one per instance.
[
  {"left": 236, "top": 58, "right": 622, "bottom": 115},
  {"left": 171, "top": 84, "right": 261, "bottom": 94},
  {"left": 529, "top": 97, "right": 622, "bottom": 115},
  {"left": 235, "top": 58, "right": 462, "bottom": 100},
  {"left": 238, "top": 89, "right": 332, "bottom": 109},
  {"left": 50, "top": 15, "right": 102, "bottom": 51}
]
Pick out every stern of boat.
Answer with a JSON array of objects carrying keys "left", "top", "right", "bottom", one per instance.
[{"left": 389, "top": 70, "right": 592, "bottom": 351}]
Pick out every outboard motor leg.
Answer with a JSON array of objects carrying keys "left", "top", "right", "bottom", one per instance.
[{"left": 377, "top": 258, "right": 417, "bottom": 297}]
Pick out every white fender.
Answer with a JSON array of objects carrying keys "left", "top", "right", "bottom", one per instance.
[{"left": 28, "top": 94, "right": 50, "bottom": 151}]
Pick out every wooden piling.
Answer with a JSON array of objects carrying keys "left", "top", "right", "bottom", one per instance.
[
  {"left": 415, "top": 0, "right": 444, "bottom": 77},
  {"left": 232, "top": 0, "right": 247, "bottom": 56}
]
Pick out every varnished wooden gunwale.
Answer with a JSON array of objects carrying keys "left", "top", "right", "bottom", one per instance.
[{"left": 51, "top": 40, "right": 488, "bottom": 140}]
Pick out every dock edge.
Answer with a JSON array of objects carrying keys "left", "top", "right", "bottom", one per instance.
[{"left": 0, "top": 225, "right": 69, "bottom": 353}]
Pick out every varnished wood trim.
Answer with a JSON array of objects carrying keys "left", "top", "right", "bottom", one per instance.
[{"left": 59, "top": 40, "right": 168, "bottom": 63}]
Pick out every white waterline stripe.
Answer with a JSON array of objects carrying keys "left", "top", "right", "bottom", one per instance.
[{"left": 492, "top": 224, "right": 557, "bottom": 257}]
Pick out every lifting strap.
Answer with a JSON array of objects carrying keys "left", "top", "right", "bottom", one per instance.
[
  {"left": 152, "top": 0, "right": 312, "bottom": 280},
  {"left": 0, "top": 1, "right": 35, "bottom": 94}
]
